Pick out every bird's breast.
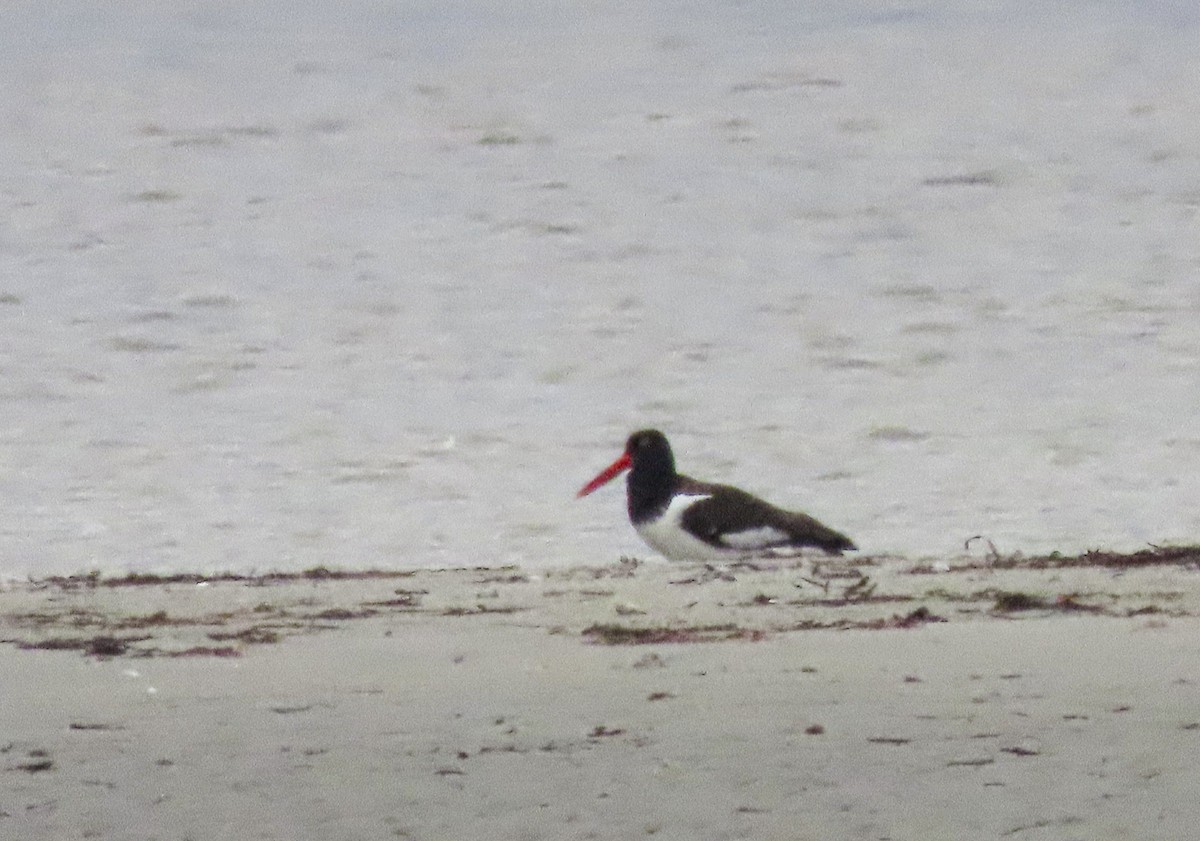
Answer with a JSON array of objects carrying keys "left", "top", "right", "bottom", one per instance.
[{"left": 633, "top": 493, "right": 734, "bottom": 561}]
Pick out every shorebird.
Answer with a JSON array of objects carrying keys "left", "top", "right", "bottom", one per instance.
[{"left": 577, "top": 429, "right": 855, "bottom": 560}]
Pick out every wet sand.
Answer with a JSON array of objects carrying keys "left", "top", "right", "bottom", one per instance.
[{"left": 3, "top": 549, "right": 1199, "bottom": 840}]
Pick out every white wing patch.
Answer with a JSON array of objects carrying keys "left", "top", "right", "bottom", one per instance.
[
  {"left": 718, "top": 526, "right": 789, "bottom": 550},
  {"left": 634, "top": 493, "right": 733, "bottom": 561}
]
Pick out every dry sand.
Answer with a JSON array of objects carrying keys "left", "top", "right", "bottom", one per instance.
[{"left": 3, "top": 548, "right": 1200, "bottom": 840}]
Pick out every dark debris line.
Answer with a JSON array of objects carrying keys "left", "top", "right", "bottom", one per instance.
[{"left": 3, "top": 545, "right": 1198, "bottom": 657}]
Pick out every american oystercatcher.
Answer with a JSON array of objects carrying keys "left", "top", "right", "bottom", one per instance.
[{"left": 577, "top": 429, "right": 856, "bottom": 560}]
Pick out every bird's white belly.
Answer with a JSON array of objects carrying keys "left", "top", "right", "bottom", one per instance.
[{"left": 633, "top": 494, "right": 733, "bottom": 561}]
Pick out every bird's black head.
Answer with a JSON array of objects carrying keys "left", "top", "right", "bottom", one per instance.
[
  {"left": 625, "top": 429, "right": 675, "bottom": 474},
  {"left": 623, "top": 429, "right": 679, "bottom": 520},
  {"left": 577, "top": 429, "right": 679, "bottom": 513}
]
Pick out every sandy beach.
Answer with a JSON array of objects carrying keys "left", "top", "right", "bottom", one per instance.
[{"left": 4, "top": 548, "right": 1199, "bottom": 840}]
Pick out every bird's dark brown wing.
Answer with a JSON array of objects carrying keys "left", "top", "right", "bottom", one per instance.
[{"left": 677, "top": 478, "right": 856, "bottom": 555}]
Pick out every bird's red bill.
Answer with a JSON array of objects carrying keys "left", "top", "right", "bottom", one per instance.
[{"left": 576, "top": 452, "right": 632, "bottom": 497}]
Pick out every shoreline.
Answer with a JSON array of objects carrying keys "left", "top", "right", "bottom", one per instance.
[{"left": 3, "top": 545, "right": 1197, "bottom": 659}]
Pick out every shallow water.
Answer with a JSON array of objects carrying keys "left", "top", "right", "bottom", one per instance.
[{"left": 2, "top": 1, "right": 1199, "bottom": 578}]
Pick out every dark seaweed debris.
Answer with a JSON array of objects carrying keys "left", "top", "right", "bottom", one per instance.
[
  {"left": 1010, "top": 545, "right": 1200, "bottom": 570},
  {"left": 582, "top": 623, "right": 767, "bottom": 645},
  {"left": 32, "top": 566, "right": 425, "bottom": 591}
]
